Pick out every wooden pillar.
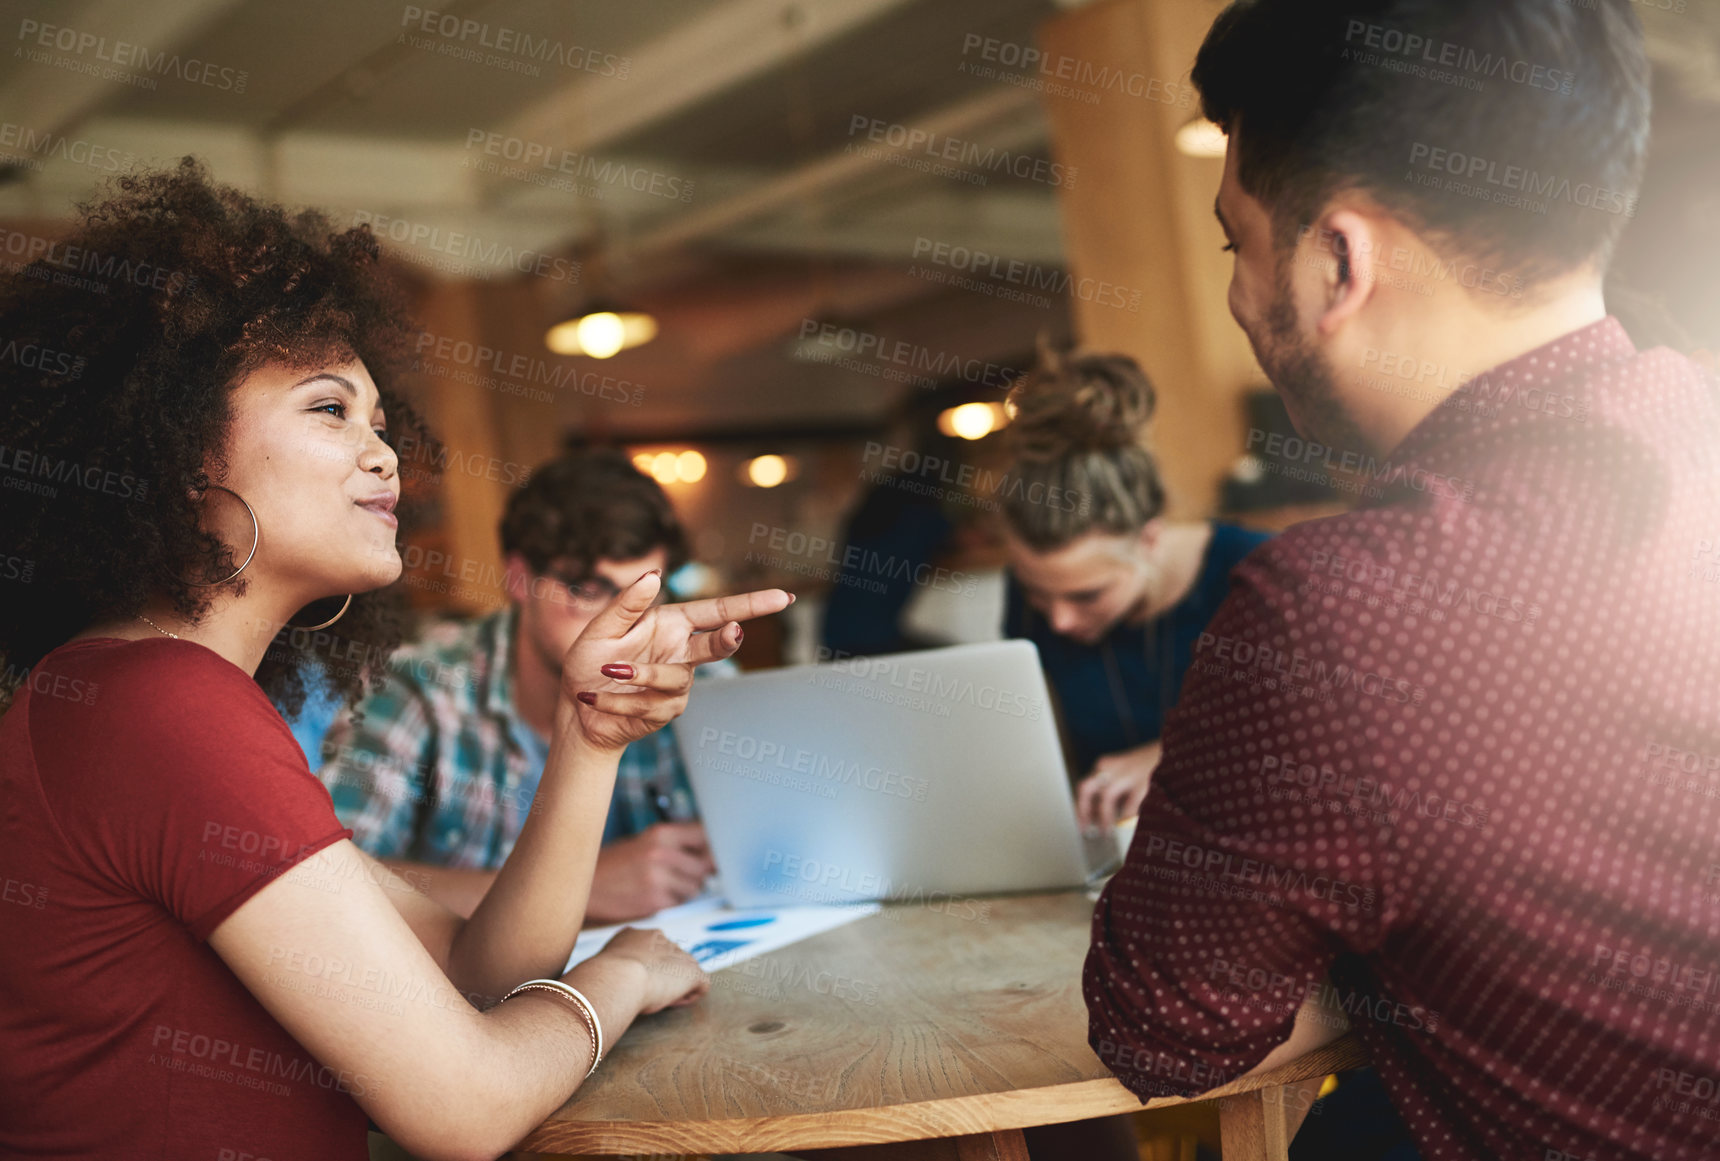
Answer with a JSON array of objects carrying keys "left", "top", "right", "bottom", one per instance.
[
  {"left": 474, "top": 279, "right": 569, "bottom": 474},
  {"left": 1036, "top": 0, "right": 1261, "bottom": 517},
  {"left": 412, "top": 279, "right": 511, "bottom": 613}
]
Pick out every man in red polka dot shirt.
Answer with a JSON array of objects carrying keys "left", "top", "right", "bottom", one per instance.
[{"left": 1084, "top": 2, "right": 1720, "bottom": 1159}]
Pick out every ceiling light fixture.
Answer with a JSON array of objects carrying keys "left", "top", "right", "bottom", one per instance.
[
  {"left": 1175, "top": 117, "right": 1228, "bottom": 159},
  {"left": 938, "top": 402, "right": 1008, "bottom": 441},
  {"left": 546, "top": 304, "right": 658, "bottom": 359}
]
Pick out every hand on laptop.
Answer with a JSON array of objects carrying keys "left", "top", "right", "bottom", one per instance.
[
  {"left": 586, "top": 822, "right": 718, "bottom": 923},
  {"left": 1076, "top": 740, "right": 1162, "bottom": 835},
  {"left": 560, "top": 570, "right": 792, "bottom": 752}
]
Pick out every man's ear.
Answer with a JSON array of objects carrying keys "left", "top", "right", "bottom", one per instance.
[
  {"left": 502, "top": 553, "right": 533, "bottom": 603},
  {"left": 1312, "top": 208, "right": 1378, "bottom": 337}
]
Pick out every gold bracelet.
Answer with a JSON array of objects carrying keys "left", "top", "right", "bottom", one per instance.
[
  {"left": 501, "top": 978, "right": 605, "bottom": 1079},
  {"left": 502, "top": 980, "right": 602, "bottom": 1078}
]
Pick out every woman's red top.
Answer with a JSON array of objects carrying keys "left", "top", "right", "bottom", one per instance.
[{"left": 0, "top": 636, "right": 367, "bottom": 1159}]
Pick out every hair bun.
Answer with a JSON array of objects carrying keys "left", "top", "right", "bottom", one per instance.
[{"left": 1004, "top": 339, "right": 1157, "bottom": 464}]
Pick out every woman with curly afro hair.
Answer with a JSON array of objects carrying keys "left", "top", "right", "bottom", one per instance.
[{"left": 0, "top": 159, "right": 789, "bottom": 1160}]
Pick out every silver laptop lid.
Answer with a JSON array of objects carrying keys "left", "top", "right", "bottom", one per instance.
[{"left": 676, "top": 640, "right": 1119, "bottom": 908}]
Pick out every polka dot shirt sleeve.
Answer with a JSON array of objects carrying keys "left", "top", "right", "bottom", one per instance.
[{"left": 1083, "top": 534, "right": 1391, "bottom": 1099}]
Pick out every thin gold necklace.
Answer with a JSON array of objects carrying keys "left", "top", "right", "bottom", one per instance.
[{"left": 136, "top": 614, "right": 180, "bottom": 640}]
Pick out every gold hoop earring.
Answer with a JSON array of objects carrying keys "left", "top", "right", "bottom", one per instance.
[
  {"left": 185, "top": 483, "right": 260, "bottom": 587},
  {"left": 289, "top": 593, "right": 352, "bottom": 631}
]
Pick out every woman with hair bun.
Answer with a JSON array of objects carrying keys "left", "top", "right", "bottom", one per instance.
[{"left": 1001, "top": 343, "right": 1269, "bottom": 834}]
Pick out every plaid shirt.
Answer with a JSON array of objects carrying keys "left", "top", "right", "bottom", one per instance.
[{"left": 317, "top": 606, "right": 718, "bottom": 869}]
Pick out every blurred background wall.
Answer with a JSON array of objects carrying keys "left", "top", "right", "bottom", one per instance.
[{"left": 2, "top": 0, "right": 1714, "bottom": 664}]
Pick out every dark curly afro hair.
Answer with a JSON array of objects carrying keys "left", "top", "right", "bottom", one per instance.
[{"left": 0, "top": 157, "right": 435, "bottom": 718}]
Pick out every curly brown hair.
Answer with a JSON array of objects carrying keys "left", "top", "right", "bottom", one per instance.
[{"left": 0, "top": 157, "right": 434, "bottom": 718}]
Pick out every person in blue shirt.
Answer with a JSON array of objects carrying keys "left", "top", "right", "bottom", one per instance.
[{"left": 1000, "top": 344, "right": 1270, "bottom": 834}]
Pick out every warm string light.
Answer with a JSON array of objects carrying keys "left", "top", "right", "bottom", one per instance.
[
  {"left": 743, "top": 454, "right": 795, "bottom": 487},
  {"left": 937, "top": 401, "right": 1008, "bottom": 440},
  {"left": 631, "top": 448, "right": 707, "bottom": 484}
]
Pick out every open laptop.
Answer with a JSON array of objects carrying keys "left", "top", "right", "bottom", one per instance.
[{"left": 676, "top": 640, "right": 1120, "bottom": 909}]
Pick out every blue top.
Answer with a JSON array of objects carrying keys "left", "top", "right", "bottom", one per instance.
[
  {"left": 287, "top": 679, "right": 344, "bottom": 768},
  {"left": 1004, "top": 522, "right": 1271, "bottom": 777},
  {"left": 822, "top": 478, "right": 955, "bottom": 656}
]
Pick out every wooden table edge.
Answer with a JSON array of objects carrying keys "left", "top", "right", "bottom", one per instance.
[{"left": 514, "top": 1035, "right": 1370, "bottom": 1155}]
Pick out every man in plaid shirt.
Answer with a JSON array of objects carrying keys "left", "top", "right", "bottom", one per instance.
[{"left": 317, "top": 448, "right": 726, "bottom": 922}]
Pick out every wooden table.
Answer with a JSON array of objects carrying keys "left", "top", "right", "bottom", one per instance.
[{"left": 511, "top": 890, "right": 1367, "bottom": 1160}]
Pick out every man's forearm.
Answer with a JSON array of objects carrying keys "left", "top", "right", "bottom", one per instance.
[{"left": 381, "top": 859, "right": 497, "bottom": 920}]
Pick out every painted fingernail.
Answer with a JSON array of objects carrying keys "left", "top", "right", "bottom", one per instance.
[
  {"left": 576, "top": 691, "right": 597, "bottom": 706},
  {"left": 601, "top": 663, "right": 635, "bottom": 680},
  {"left": 734, "top": 625, "right": 744, "bottom": 644}
]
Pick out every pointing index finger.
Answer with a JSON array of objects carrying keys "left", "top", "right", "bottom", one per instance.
[{"left": 677, "top": 588, "right": 793, "bottom": 631}]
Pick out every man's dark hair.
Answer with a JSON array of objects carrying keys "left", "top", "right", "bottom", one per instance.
[
  {"left": 500, "top": 447, "right": 689, "bottom": 584},
  {"left": 1192, "top": 0, "right": 1651, "bottom": 286}
]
